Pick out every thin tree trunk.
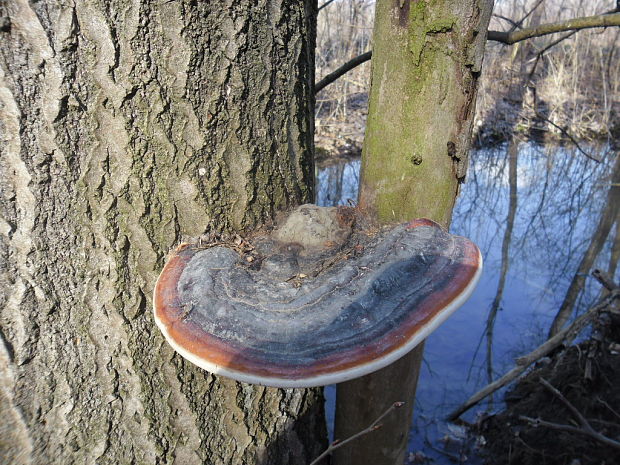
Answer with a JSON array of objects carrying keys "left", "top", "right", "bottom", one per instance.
[
  {"left": 0, "top": 1, "right": 326, "bottom": 464},
  {"left": 334, "top": 2, "right": 493, "bottom": 464}
]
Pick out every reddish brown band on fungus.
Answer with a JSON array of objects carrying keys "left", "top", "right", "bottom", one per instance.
[
  {"left": 406, "top": 218, "right": 442, "bottom": 229},
  {"left": 154, "top": 220, "right": 481, "bottom": 380}
]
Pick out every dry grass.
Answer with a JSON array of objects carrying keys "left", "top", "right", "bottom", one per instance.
[
  {"left": 315, "top": 0, "right": 620, "bottom": 152},
  {"left": 477, "top": 0, "right": 620, "bottom": 143}
]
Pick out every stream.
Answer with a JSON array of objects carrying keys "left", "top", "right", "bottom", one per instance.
[{"left": 316, "top": 141, "right": 615, "bottom": 463}]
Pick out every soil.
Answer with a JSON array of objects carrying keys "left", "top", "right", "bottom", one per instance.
[{"left": 479, "top": 310, "right": 620, "bottom": 465}]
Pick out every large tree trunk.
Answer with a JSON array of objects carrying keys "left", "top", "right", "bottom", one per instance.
[
  {"left": 335, "top": 2, "right": 493, "bottom": 464},
  {"left": 0, "top": 1, "right": 326, "bottom": 464}
]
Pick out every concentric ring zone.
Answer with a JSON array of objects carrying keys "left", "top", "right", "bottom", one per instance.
[{"left": 153, "top": 219, "right": 482, "bottom": 387}]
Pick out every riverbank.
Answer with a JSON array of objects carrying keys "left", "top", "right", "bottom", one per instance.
[
  {"left": 315, "top": 83, "right": 620, "bottom": 161},
  {"left": 479, "top": 297, "right": 620, "bottom": 465}
]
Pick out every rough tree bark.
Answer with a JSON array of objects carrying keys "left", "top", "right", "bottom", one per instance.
[
  {"left": 0, "top": 1, "right": 327, "bottom": 464},
  {"left": 335, "top": 1, "right": 493, "bottom": 464}
]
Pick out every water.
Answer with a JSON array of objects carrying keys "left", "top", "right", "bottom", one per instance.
[
  {"left": 316, "top": 157, "right": 361, "bottom": 207},
  {"left": 316, "top": 141, "right": 615, "bottom": 463}
]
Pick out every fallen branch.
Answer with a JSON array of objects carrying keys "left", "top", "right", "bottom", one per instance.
[
  {"left": 518, "top": 378, "right": 620, "bottom": 450},
  {"left": 519, "top": 416, "right": 620, "bottom": 450},
  {"left": 447, "top": 286, "right": 620, "bottom": 421},
  {"left": 309, "top": 401, "right": 404, "bottom": 465},
  {"left": 539, "top": 378, "right": 591, "bottom": 428},
  {"left": 597, "top": 397, "right": 620, "bottom": 422},
  {"left": 592, "top": 269, "right": 618, "bottom": 291}
]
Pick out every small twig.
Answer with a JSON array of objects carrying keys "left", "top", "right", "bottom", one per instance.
[
  {"left": 597, "top": 397, "right": 620, "bottom": 422},
  {"left": 520, "top": 415, "right": 620, "bottom": 450},
  {"left": 538, "top": 378, "right": 589, "bottom": 428},
  {"left": 308, "top": 401, "right": 405, "bottom": 465},
  {"left": 532, "top": 110, "right": 601, "bottom": 162},
  {"left": 318, "top": 0, "right": 337, "bottom": 12},
  {"left": 521, "top": 378, "right": 620, "bottom": 450},
  {"left": 526, "top": 30, "right": 577, "bottom": 81},
  {"left": 511, "top": 0, "right": 545, "bottom": 32},
  {"left": 493, "top": 13, "right": 519, "bottom": 29}
]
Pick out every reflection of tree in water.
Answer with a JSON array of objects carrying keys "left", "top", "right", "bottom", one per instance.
[
  {"left": 316, "top": 159, "right": 361, "bottom": 207},
  {"left": 314, "top": 130, "right": 618, "bottom": 460},
  {"left": 453, "top": 141, "right": 614, "bottom": 385},
  {"left": 549, "top": 154, "right": 620, "bottom": 336},
  {"left": 317, "top": 140, "right": 616, "bottom": 358},
  {"left": 485, "top": 138, "right": 518, "bottom": 389},
  {"left": 460, "top": 1, "right": 620, "bottom": 382}
]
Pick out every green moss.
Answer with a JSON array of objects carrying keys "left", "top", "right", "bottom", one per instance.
[
  {"left": 427, "top": 17, "right": 456, "bottom": 33},
  {"left": 408, "top": 1, "right": 429, "bottom": 65},
  {"left": 408, "top": 1, "right": 456, "bottom": 66}
]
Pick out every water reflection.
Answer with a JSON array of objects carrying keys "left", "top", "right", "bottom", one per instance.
[
  {"left": 316, "top": 141, "right": 615, "bottom": 463},
  {"left": 316, "top": 158, "right": 361, "bottom": 207}
]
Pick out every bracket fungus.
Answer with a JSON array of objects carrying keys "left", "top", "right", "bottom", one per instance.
[{"left": 154, "top": 205, "right": 482, "bottom": 388}]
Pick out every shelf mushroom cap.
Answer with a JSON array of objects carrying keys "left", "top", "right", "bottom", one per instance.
[{"left": 153, "top": 206, "right": 482, "bottom": 388}]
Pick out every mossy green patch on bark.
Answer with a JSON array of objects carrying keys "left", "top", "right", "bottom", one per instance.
[{"left": 407, "top": 1, "right": 457, "bottom": 66}]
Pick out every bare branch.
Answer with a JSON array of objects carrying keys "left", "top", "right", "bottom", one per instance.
[
  {"left": 519, "top": 416, "right": 620, "bottom": 450},
  {"left": 526, "top": 30, "right": 578, "bottom": 81},
  {"left": 488, "top": 13, "right": 620, "bottom": 45},
  {"left": 597, "top": 397, "right": 620, "bottom": 422},
  {"left": 519, "top": 377, "right": 620, "bottom": 450},
  {"left": 318, "top": 0, "right": 337, "bottom": 12},
  {"left": 538, "top": 378, "right": 590, "bottom": 429},
  {"left": 511, "top": 0, "right": 545, "bottom": 32},
  {"left": 315, "top": 51, "right": 372, "bottom": 93},
  {"left": 314, "top": 10, "right": 619, "bottom": 93},
  {"left": 532, "top": 109, "right": 602, "bottom": 162},
  {"left": 309, "top": 401, "right": 405, "bottom": 465},
  {"left": 493, "top": 13, "right": 519, "bottom": 29}
]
